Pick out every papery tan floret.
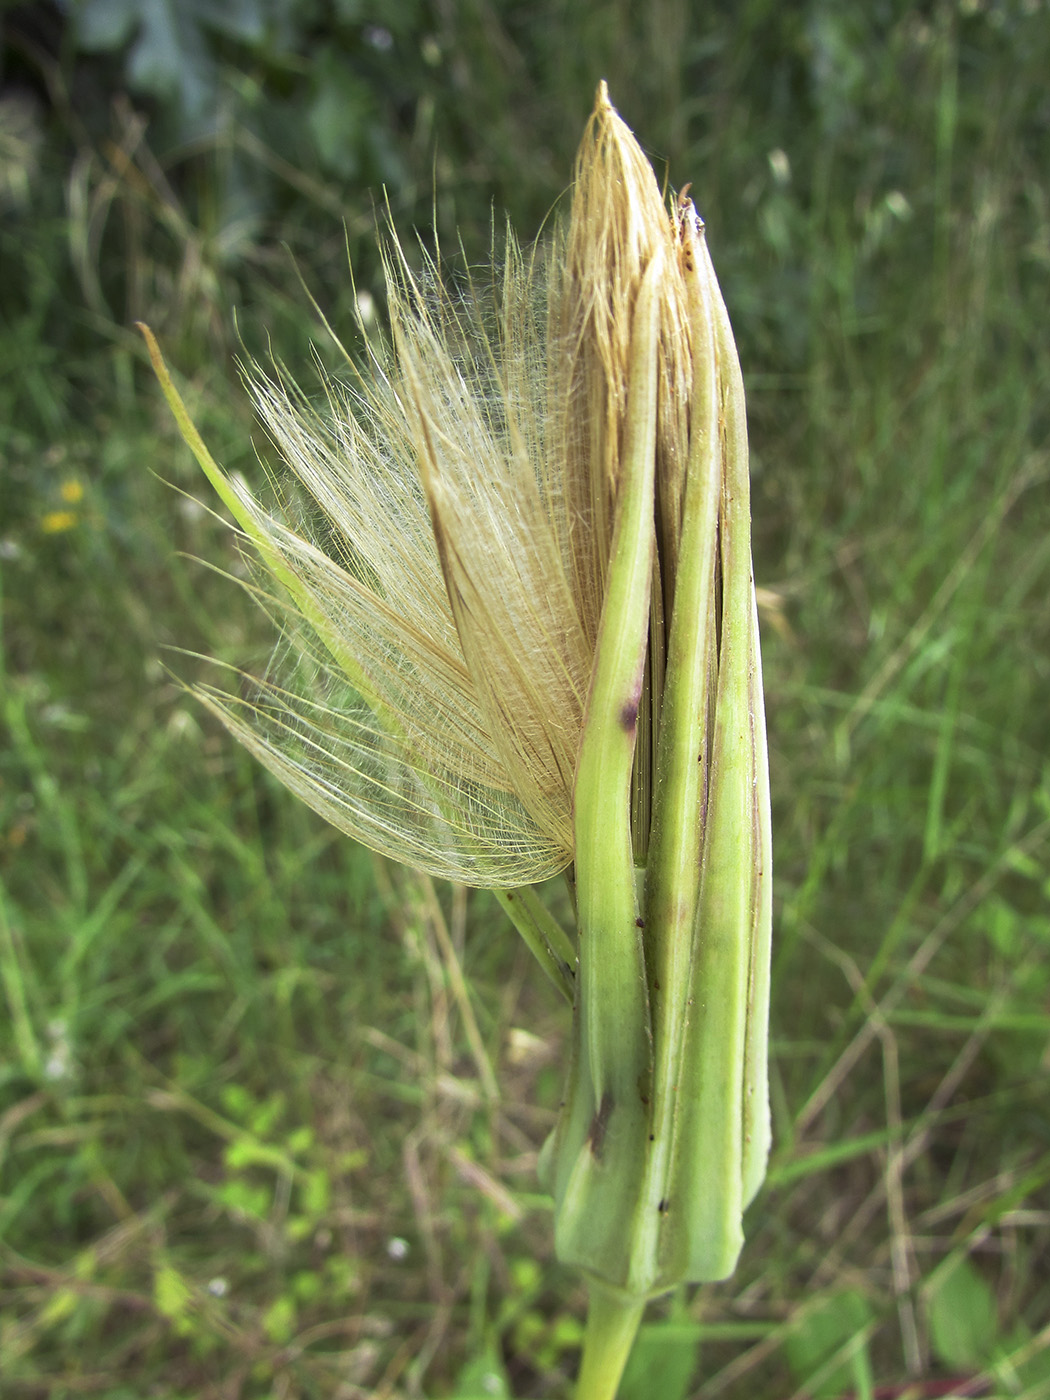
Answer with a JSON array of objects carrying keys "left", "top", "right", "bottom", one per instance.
[{"left": 159, "top": 84, "right": 702, "bottom": 889}]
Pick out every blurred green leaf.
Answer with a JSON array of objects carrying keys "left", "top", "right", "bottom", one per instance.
[
  {"left": 308, "top": 50, "right": 369, "bottom": 179},
  {"left": 618, "top": 1321, "right": 701, "bottom": 1400},
  {"left": 784, "top": 1292, "right": 874, "bottom": 1400},
  {"left": 452, "top": 1348, "right": 511, "bottom": 1398},
  {"left": 927, "top": 1256, "right": 998, "bottom": 1371},
  {"left": 74, "top": 0, "right": 142, "bottom": 51},
  {"left": 153, "top": 1263, "right": 192, "bottom": 1322},
  {"left": 262, "top": 1293, "right": 297, "bottom": 1344}
]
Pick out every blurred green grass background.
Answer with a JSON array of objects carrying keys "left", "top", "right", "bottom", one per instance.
[{"left": 1, "top": 2, "right": 1048, "bottom": 1397}]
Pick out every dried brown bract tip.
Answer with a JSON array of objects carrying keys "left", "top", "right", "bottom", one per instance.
[{"left": 555, "top": 83, "right": 693, "bottom": 644}]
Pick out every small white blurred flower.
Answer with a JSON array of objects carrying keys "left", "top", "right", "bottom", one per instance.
[
  {"left": 177, "top": 494, "right": 207, "bottom": 523},
  {"left": 767, "top": 147, "right": 791, "bottom": 186},
  {"left": 166, "top": 708, "right": 202, "bottom": 741},
  {"left": 43, "top": 1019, "right": 74, "bottom": 1083},
  {"left": 354, "top": 288, "right": 376, "bottom": 326},
  {"left": 44, "top": 1051, "right": 71, "bottom": 1082},
  {"left": 0, "top": 94, "right": 44, "bottom": 210}
]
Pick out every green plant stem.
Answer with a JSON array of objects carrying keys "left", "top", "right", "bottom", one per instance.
[
  {"left": 494, "top": 887, "right": 575, "bottom": 1004},
  {"left": 575, "top": 1286, "right": 646, "bottom": 1400}
]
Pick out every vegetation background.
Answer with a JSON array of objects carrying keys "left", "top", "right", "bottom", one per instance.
[{"left": 1, "top": 1, "right": 1048, "bottom": 1396}]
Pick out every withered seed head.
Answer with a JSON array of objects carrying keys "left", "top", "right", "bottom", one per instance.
[{"left": 142, "top": 85, "right": 708, "bottom": 891}]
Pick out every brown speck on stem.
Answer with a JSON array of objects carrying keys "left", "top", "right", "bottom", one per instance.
[
  {"left": 619, "top": 698, "right": 639, "bottom": 732},
  {"left": 587, "top": 1091, "right": 615, "bottom": 1160}
]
